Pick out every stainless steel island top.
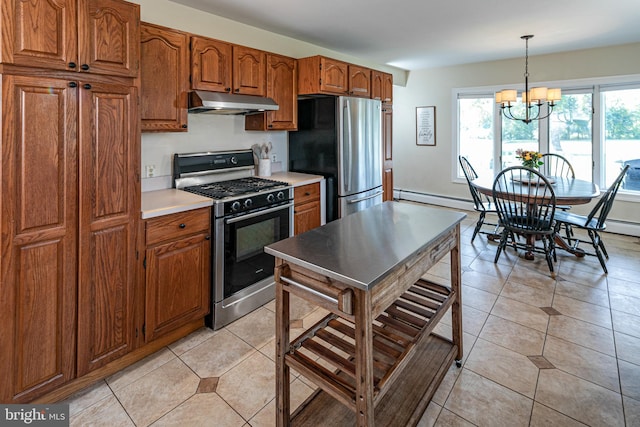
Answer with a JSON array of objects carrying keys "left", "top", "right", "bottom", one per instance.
[{"left": 265, "top": 201, "right": 467, "bottom": 290}]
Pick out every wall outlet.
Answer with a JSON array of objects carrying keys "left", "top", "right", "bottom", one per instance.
[
  {"left": 272, "top": 154, "right": 277, "bottom": 162},
  {"left": 145, "top": 164, "right": 156, "bottom": 178}
]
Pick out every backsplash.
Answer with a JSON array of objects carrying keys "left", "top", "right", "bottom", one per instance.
[{"left": 141, "top": 113, "right": 288, "bottom": 190}]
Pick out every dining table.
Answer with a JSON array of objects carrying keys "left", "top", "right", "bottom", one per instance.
[{"left": 470, "top": 175, "right": 600, "bottom": 258}]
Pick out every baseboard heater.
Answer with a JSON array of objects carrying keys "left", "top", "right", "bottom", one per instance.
[{"left": 393, "top": 188, "right": 640, "bottom": 238}]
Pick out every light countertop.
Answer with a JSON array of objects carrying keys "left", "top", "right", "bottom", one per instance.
[
  {"left": 141, "top": 189, "right": 213, "bottom": 219},
  {"left": 260, "top": 171, "right": 324, "bottom": 186}
]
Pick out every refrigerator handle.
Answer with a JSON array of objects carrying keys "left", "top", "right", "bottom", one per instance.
[{"left": 343, "top": 100, "right": 352, "bottom": 192}]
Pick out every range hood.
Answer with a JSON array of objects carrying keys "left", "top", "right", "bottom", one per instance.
[{"left": 188, "top": 91, "right": 279, "bottom": 115}]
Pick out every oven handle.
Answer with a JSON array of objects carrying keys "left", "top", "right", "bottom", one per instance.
[
  {"left": 346, "top": 190, "right": 384, "bottom": 205},
  {"left": 225, "top": 202, "right": 293, "bottom": 224}
]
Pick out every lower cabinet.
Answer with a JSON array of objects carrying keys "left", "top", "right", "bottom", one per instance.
[
  {"left": 144, "top": 208, "right": 211, "bottom": 341},
  {"left": 294, "top": 183, "right": 321, "bottom": 235}
]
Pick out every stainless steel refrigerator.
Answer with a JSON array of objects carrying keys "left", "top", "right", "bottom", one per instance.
[{"left": 289, "top": 96, "right": 383, "bottom": 222}]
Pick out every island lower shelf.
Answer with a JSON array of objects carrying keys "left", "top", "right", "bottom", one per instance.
[
  {"left": 291, "top": 333, "right": 457, "bottom": 426},
  {"left": 286, "top": 278, "right": 455, "bottom": 414}
]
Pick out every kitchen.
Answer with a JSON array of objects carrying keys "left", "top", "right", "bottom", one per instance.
[{"left": 1, "top": 0, "right": 639, "bottom": 426}]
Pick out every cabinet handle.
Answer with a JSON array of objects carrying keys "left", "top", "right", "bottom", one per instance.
[
  {"left": 68, "top": 62, "right": 77, "bottom": 69},
  {"left": 205, "top": 235, "right": 210, "bottom": 240},
  {"left": 268, "top": 124, "right": 273, "bottom": 128},
  {"left": 68, "top": 82, "right": 78, "bottom": 88},
  {"left": 81, "top": 64, "right": 90, "bottom": 71},
  {"left": 179, "top": 223, "right": 186, "bottom": 229},
  {"left": 181, "top": 124, "right": 187, "bottom": 129},
  {"left": 83, "top": 84, "right": 92, "bottom": 90},
  {"left": 305, "top": 192, "right": 311, "bottom": 196},
  {"left": 225, "top": 87, "right": 231, "bottom": 92},
  {"left": 234, "top": 88, "right": 239, "bottom": 93}
]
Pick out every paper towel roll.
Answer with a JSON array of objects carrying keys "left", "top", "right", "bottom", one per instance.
[{"left": 258, "top": 158, "right": 271, "bottom": 176}]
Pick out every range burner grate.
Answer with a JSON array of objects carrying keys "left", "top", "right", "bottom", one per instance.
[{"left": 184, "top": 177, "right": 289, "bottom": 200}]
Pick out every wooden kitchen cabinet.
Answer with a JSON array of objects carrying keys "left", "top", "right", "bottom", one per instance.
[
  {"left": 144, "top": 208, "right": 211, "bottom": 342},
  {"left": 298, "top": 55, "right": 349, "bottom": 95},
  {"left": 245, "top": 53, "right": 297, "bottom": 131},
  {"left": 0, "top": 72, "right": 140, "bottom": 400},
  {"left": 190, "top": 35, "right": 232, "bottom": 92},
  {"left": 0, "top": 0, "right": 140, "bottom": 77},
  {"left": 0, "top": 74, "right": 78, "bottom": 403},
  {"left": 232, "top": 45, "right": 266, "bottom": 96},
  {"left": 191, "top": 36, "right": 266, "bottom": 96},
  {"left": 293, "top": 183, "right": 321, "bottom": 235},
  {"left": 382, "top": 103, "right": 394, "bottom": 201},
  {"left": 140, "top": 22, "right": 189, "bottom": 132},
  {"left": 348, "top": 64, "right": 371, "bottom": 98},
  {"left": 76, "top": 80, "right": 139, "bottom": 376},
  {"left": 372, "top": 70, "right": 393, "bottom": 104}
]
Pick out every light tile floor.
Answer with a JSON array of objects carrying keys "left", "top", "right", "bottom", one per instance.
[{"left": 65, "top": 206, "right": 640, "bottom": 426}]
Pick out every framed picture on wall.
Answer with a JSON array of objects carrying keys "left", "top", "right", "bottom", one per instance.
[{"left": 416, "top": 106, "right": 436, "bottom": 146}]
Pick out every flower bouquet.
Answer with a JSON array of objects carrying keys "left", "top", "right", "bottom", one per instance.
[{"left": 515, "top": 149, "right": 543, "bottom": 169}]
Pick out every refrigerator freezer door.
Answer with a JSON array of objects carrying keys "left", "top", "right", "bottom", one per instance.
[
  {"left": 339, "top": 186, "right": 384, "bottom": 218},
  {"left": 338, "top": 97, "right": 382, "bottom": 197}
]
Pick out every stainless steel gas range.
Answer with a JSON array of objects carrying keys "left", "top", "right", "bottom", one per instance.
[{"left": 173, "top": 150, "right": 293, "bottom": 329}]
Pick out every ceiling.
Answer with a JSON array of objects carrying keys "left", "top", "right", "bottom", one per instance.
[{"left": 168, "top": 0, "right": 640, "bottom": 71}]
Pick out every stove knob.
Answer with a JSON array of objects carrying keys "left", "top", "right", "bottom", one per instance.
[
  {"left": 231, "top": 201, "right": 241, "bottom": 212},
  {"left": 230, "top": 156, "right": 238, "bottom": 165},
  {"left": 267, "top": 193, "right": 275, "bottom": 203},
  {"left": 244, "top": 198, "right": 253, "bottom": 209},
  {"left": 276, "top": 191, "right": 285, "bottom": 201}
]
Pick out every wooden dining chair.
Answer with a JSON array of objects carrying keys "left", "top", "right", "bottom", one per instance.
[
  {"left": 553, "top": 164, "right": 630, "bottom": 274},
  {"left": 492, "top": 166, "right": 557, "bottom": 276},
  {"left": 458, "top": 156, "right": 500, "bottom": 242}
]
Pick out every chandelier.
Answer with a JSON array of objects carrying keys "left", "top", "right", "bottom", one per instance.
[{"left": 495, "top": 35, "right": 561, "bottom": 124}]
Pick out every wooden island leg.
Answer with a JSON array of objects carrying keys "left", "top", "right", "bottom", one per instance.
[
  {"left": 275, "top": 259, "right": 291, "bottom": 427},
  {"left": 354, "top": 288, "right": 375, "bottom": 426},
  {"left": 451, "top": 225, "right": 464, "bottom": 365}
]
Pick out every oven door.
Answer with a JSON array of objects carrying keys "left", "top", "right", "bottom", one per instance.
[{"left": 221, "top": 202, "right": 293, "bottom": 300}]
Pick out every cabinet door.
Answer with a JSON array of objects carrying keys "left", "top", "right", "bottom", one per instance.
[
  {"left": 140, "top": 22, "right": 189, "bottom": 132},
  {"left": 382, "top": 104, "right": 393, "bottom": 201},
  {"left": 77, "top": 0, "right": 140, "bottom": 77},
  {"left": 320, "top": 57, "right": 348, "bottom": 94},
  {"left": 145, "top": 233, "right": 210, "bottom": 341},
  {"left": 266, "top": 53, "right": 296, "bottom": 129},
  {"left": 371, "top": 70, "right": 393, "bottom": 103},
  {"left": 294, "top": 201, "right": 321, "bottom": 235},
  {"left": 233, "top": 45, "right": 266, "bottom": 96},
  {"left": 77, "top": 81, "right": 139, "bottom": 376},
  {"left": 0, "top": 75, "right": 78, "bottom": 403},
  {"left": 0, "top": 0, "right": 78, "bottom": 71},
  {"left": 191, "top": 35, "right": 232, "bottom": 92},
  {"left": 348, "top": 64, "right": 370, "bottom": 98},
  {"left": 382, "top": 72, "right": 393, "bottom": 104}
]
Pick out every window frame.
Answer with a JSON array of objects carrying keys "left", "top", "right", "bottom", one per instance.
[{"left": 453, "top": 74, "right": 640, "bottom": 202}]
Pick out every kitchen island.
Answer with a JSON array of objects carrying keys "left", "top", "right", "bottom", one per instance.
[{"left": 265, "top": 201, "right": 466, "bottom": 426}]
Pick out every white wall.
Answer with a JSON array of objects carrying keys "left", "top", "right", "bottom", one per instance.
[{"left": 393, "top": 43, "right": 640, "bottom": 227}]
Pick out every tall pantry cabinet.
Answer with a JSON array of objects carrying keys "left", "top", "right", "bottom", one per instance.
[{"left": 0, "top": 0, "right": 140, "bottom": 403}]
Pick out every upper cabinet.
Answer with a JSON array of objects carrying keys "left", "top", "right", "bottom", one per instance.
[
  {"left": 190, "top": 35, "right": 232, "bottom": 92},
  {"left": 245, "top": 53, "right": 297, "bottom": 131},
  {"left": 190, "top": 36, "right": 266, "bottom": 96},
  {"left": 0, "top": 0, "right": 140, "bottom": 77},
  {"left": 298, "top": 56, "right": 348, "bottom": 95},
  {"left": 140, "top": 22, "right": 189, "bottom": 132},
  {"left": 233, "top": 45, "right": 266, "bottom": 96},
  {"left": 372, "top": 70, "right": 393, "bottom": 104},
  {"left": 298, "top": 55, "right": 391, "bottom": 100},
  {"left": 348, "top": 64, "right": 370, "bottom": 98}
]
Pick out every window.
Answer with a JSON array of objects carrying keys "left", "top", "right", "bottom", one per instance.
[
  {"left": 455, "top": 79, "right": 640, "bottom": 196},
  {"left": 458, "top": 96, "right": 494, "bottom": 177},
  {"left": 602, "top": 87, "right": 640, "bottom": 190}
]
